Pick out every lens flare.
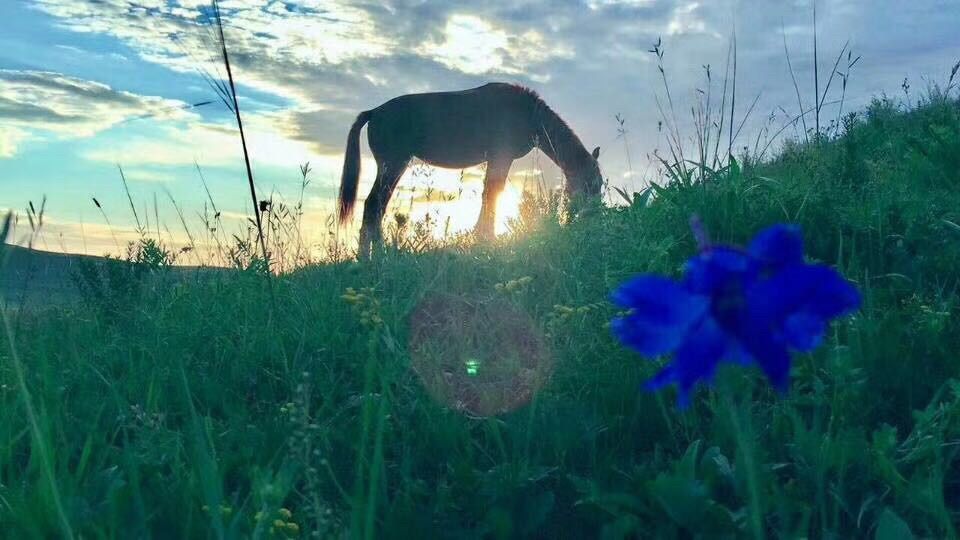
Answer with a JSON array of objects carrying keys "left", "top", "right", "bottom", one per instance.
[{"left": 408, "top": 294, "right": 552, "bottom": 417}]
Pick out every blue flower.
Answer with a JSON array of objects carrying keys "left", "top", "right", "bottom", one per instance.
[{"left": 611, "top": 223, "right": 860, "bottom": 407}]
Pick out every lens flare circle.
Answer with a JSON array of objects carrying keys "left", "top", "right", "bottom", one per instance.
[{"left": 408, "top": 294, "right": 552, "bottom": 417}]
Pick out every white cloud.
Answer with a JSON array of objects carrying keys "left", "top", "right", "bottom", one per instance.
[
  {"left": 0, "top": 70, "right": 194, "bottom": 155},
  {"left": 81, "top": 114, "right": 345, "bottom": 171},
  {"left": 417, "top": 15, "right": 572, "bottom": 76},
  {"left": 122, "top": 170, "right": 177, "bottom": 183},
  {"left": 30, "top": 0, "right": 397, "bottom": 106},
  {"left": 587, "top": 0, "right": 655, "bottom": 8},
  {"left": 0, "top": 127, "right": 31, "bottom": 158},
  {"left": 667, "top": 2, "right": 712, "bottom": 36}
]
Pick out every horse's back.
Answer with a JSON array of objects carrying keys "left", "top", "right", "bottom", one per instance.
[
  {"left": 367, "top": 83, "right": 537, "bottom": 165},
  {"left": 377, "top": 82, "right": 524, "bottom": 106}
]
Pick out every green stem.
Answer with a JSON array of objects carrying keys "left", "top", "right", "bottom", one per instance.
[
  {"left": 364, "top": 394, "right": 388, "bottom": 540},
  {"left": 351, "top": 332, "right": 379, "bottom": 536},
  {"left": 723, "top": 389, "right": 765, "bottom": 540},
  {"left": 1, "top": 308, "right": 74, "bottom": 539}
]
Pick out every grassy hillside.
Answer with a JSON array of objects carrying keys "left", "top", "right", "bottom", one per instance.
[
  {"left": 0, "top": 245, "right": 107, "bottom": 306},
  {"left": 0, "top": 244, "right": 231, "bottom": 308},
  {"left": 1, "top": 94, "right": 959, "bottom": 538}
]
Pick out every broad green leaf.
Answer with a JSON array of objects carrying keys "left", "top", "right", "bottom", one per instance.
[{"left": 875, "top": 508, "right": 913, "bottom": 540}]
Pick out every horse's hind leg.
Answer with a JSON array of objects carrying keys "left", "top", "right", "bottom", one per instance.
[
  {"left": 359, "top": 158, "right": 408, "bottom": 258},
  {"left": 474, "top": 158, "right": 512, "bottom": 240}
]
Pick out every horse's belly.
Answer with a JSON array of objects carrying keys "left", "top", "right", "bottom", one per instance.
[
  {"left": 416, "top": 147, "right": 490, "bottom": 169},
  {"left": 415, "top": 134, "right": 532, "bottom": 168}
]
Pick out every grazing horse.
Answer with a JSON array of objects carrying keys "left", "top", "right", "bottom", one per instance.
[{"left": 338, "top": 82, "right": 603, "bottom": 256}]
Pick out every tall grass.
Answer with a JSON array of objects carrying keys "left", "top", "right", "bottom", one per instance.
[{"left": 2, "top": 86, "right": 959, "bottom": 537}]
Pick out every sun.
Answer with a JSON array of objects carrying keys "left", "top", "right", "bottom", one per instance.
[
  {"left": 494, "top": 182, "right": 523, "bottom": 235},
  {"left": 404, "top": 175, "right": 525, "bottom": 238}
]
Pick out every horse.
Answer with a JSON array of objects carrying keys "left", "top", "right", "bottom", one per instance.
[{"left": 337, "top": 82, "right": 603, "bottom": 256}]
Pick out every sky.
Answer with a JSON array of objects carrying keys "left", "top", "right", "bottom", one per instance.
[{"left": 1, "top": 0, "right": 958, "bottom": 260}]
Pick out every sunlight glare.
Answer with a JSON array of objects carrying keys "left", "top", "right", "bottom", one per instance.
[
  {"left": 404, "top": 178, "right": 523, "bottom": 238},
  {"left": 495, "top": 183, "right": 523, "bottom": 235},
  {"left": 419, "top": 15, "right": 509, "bottom": 74}
]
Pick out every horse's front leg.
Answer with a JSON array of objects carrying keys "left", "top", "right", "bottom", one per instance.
[{"left": 475, "top": 158, "right": 512, "bottom": 240}]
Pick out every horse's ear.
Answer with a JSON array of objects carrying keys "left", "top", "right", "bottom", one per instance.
[{"left": 592, "top": 146, "right": 600, "bottom": 160}]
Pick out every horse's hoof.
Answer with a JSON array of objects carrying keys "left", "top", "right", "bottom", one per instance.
[{"left": 474, "top": 227, "right": 495, "bottom": 242}]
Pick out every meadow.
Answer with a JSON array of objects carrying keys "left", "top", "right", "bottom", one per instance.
[{"left": 2, "top": 61, "right": 960, "bottom": 540}]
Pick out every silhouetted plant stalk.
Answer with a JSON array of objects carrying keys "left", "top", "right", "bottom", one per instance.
[
  {"left": 14, "top": 198, "right": 50, "bottom": 324},
  {"left": 648, "top": 5, "right": 862, "bottom": 187},
  {"left": 164, "top": 187, "right": 202, "bottom": 266},
  {"left": 813, "top": 1, "right": 820, "bottom": 136},
  {"left": 649, "top": 34, "right": 744, "bottom": 185},
  {"left": 117, "top": 164, "right": 143, "bottom": 235},
  {"left": 728, "top": 27, "right": 738, "bottom": 159},
  {"left": 783, "top": 19, "right": 810, "bottom": 144},
  {"left": 91, "top": 197, "right": 122, "bottom": 253},
  {"left": 784, "top": 2, "right": 860, "bottom": 143},
  {"left": 209, "top": 0, "right": 269, "bottom": 266},
  {"left": 615, "top": 113, "right": 635, "bottom": 179}
]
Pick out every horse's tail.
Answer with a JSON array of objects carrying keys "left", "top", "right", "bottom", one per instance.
[{"left": 338, "top": 110, "right": 372, "bottom": 224}]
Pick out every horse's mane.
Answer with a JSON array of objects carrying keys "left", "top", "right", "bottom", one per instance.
[
  {"left": 508, "top": 83, "right": 540, "bottom": 100},
  {"left": 510, "top": 84, "right": 558, "bottom": 123},
  {"left": 508, "top": 84, "right": 587, "bottom": 165}
]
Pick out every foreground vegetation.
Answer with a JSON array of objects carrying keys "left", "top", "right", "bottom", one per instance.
[{"left": 2, "top": 93, "right": 959, "bottom": 538}]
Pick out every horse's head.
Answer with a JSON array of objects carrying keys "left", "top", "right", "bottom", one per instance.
[{"left": 567, "top": 146, "right": 603, "bottom": 198}]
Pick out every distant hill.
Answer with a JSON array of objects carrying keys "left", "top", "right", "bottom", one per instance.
[
  {"left": 0, "top": 244, "right": 108, "bottom": 305},
  {"left": 0, "top": 244, "right": 230, "bottom": 307}
]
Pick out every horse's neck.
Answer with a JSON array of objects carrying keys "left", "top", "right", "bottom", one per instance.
[{"left": 533, "top": 106, "right": 584, "bottom": 176}]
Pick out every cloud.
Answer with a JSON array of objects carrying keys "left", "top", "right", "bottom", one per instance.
[
  {"left": 0, "top": 69, "right": 194, "bottom": 154},
  {"left": 30, "top": 0, "right": 412, "bottom": 105},
  {"left": 80, "top": 126, "right": 235, "bottom": 167},
  {"left": 81, "top": 114, "right": 345, "bottom": 171},
  {"left": 121, "top": 170, "right": 177, "bottom": 183},
  {"left": 25, "top": 1, "right": 674, "bottom": 128},
  {"left": 19, "top": 0, "right": 960, "bottom": 202},
  {"left": 278, "top": 107, "right": 360, "bottom": 155},
  {"left": 666, "top": 2, "right": 713, "bottom": 37},
  {"left": 416, "top": 14, "right": 572, "bottom": 77},
  {"left": 0, "top": 127, "right": 31, "bottom": 158}
]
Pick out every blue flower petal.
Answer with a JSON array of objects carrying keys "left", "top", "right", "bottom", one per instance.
[
  {"left": 683, "top": 247, "right": 758, "bottom": 295},
  {"left": 643, "top": 364, "right": 675, "bottom": 392},
  {"left": 612, "top": 315, "right": 691, "bottom": 357},
  {"left": 799, "top": 265, "right": 862, "bottom": 319},
  {"left": 613, "top": 222, "right": 861, "bottom": 408},
  {"left": 741, "top": 332, "right": 792, "bottom": 393},
  {"left": 748, "top": 224, "right": 804, "bottom": 269},
  {"left": 611, "top": 275, "right": 709, "bottom": 325},
  {"left": 747, "top": 264, "right": 861, "bottom": 322},
  {"left": 643, "top": 316, "right": 730, "bottom": 408},
  {"left": 610, "top": 276, "right": 709, "bottom": 356},
  {"left": 725, "top": 339, "right": 754, "bottom": 365},
  {"left": 783, "top": 312, "right": 826, "bottom": 351}
]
